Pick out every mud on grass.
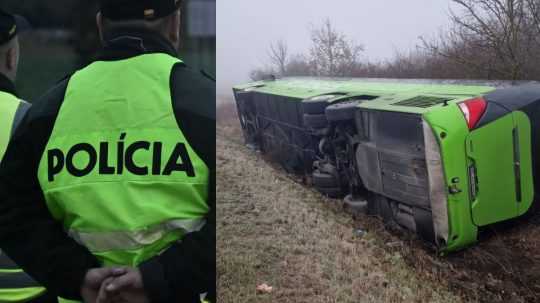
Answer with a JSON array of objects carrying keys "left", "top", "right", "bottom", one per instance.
[{"left": 352, "top": 211, "right": 540, "bottom": 303}]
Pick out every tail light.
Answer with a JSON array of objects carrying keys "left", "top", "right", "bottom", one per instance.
[{"left": 458, "top": 97, "right": 487, "bottom": 130}]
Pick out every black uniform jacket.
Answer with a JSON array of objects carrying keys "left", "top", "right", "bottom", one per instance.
[{"left": 0, "top": 29, "right": 216, "bottom": 303}]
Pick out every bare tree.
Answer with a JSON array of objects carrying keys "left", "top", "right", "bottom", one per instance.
[
  {"left": 249, "top": 66, "right": 276, "bottom": 81},
  {"left": 309, "top": 19, "right": 364, "bottom": 77},
  {"left": 281, "top": 54, "right": 310, "bottom": 76},
  {"left": 526, "top": 0, "right": 540, "bottom": 34},
  {"left": 268, "top": 40, "right": 289, "bottom": 76},
  {"left": 421, "top": 0, "right": 534, "bottom": 80},
  {"left": 249, "top": 2, "right": 540, "bottom": 82}
]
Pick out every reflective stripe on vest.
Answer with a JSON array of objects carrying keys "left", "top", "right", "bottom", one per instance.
[
  {"left": 0, "top": 287, "right": 46, "bottom": 303},
  {"left": 0, "top": 270, "right": 40, "bottom": 289},
  {"left": 0, "top": 91, "right": 20, "bottom": 160},
  {"left": 37, "top": 53, "right": 210, "bottom": 267},
  {"left": 68, "top": 218, "right": 205, "bottom": 252}
]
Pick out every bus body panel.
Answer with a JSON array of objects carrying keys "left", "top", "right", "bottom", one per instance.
[
  {"left": 467, "top": 114, "right": 519, "bottom": 226},
  {"left": 513, "top": 111, "right": 535, "bottom": 216},
  {"left": 465, "top": 111, "right": 533, "bottom": 225},
  {"left": 422, "top": 106, "right": 478, "bottom": 252}
]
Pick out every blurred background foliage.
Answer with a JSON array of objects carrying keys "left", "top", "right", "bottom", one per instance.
[{"left": 1, "top": 0, "right": 215, "bottom": 101}]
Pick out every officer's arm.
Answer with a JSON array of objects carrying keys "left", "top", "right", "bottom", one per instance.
[
  {"left": 138, "top": 65, "right": 216, "bottom": 302},
  {"left": 0, "top": 80, "right": 100, "bottom": 299}
]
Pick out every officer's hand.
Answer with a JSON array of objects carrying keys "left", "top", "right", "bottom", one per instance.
[
  {"left": 81, "top": 267, "right": 127, "bottom": 303},
  {"left": 97, "top": 267, "right": 149, "bottom": 303}
]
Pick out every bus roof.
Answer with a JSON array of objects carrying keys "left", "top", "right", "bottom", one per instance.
[{"left": 232, "top": 77, "right": 540, "bottom": 99}]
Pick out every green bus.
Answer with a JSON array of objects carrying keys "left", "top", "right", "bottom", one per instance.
[{"left": 233, "top": 77, "right": 540, "bottom": 253}]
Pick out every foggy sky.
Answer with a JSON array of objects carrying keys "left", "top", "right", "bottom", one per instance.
[{"left": 217, "top": 0, "right": 459, "bottom": 98}]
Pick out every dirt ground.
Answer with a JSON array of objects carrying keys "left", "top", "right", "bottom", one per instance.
[{"left": 216, "top": 104, "right": 540, "bottom": 303}]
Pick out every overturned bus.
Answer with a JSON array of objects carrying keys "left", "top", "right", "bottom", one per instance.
[{"left": 233, "top": 77, "right": 540, "bottom": 253}]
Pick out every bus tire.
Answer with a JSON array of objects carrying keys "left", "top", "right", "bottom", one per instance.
[
  {"left": 313, "top": 170, "right": 339, "bottom": 188},
  {"left": 325, "top": 101, "right": 359, "bottom": 122}
]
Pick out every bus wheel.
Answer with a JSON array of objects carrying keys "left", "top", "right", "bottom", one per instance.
[
  {"left": 313, "top": 170, "right": 339, "bottom": 188},
  {"left": 325, "top": 101, "right": 359, "bottom": 122}
]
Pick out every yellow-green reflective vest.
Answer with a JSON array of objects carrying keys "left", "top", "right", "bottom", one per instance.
[
  {"left": 0, "top": 91, "right": 47, "bottom": 301},
  {"left": 37, "top": 53, "right": 209, "bottom": 268},
  {"left": 0, "top": 91, "right": 19, "bottom": 160}
]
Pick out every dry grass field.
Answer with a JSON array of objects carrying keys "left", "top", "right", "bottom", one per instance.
[{"left": 217, "top": 102, "right": 540, "bottom": 303}]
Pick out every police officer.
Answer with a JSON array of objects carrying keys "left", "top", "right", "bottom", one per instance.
[
  {"left": 0, "top": 9, "right": 59, "bottom": 303},
  {"left": 0, "top": 1, "right": 215, "bottom": 302}
]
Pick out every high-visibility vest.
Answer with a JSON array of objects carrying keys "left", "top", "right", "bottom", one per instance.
[
  {"left": 37, "top": 53, "right": 209, "bottom": 268},
  {"left": 0, "top": 91, "right": 47, "bottom": 302},
  {"left": 0, "top": 91, "right": 19, "bottom": 160}
]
